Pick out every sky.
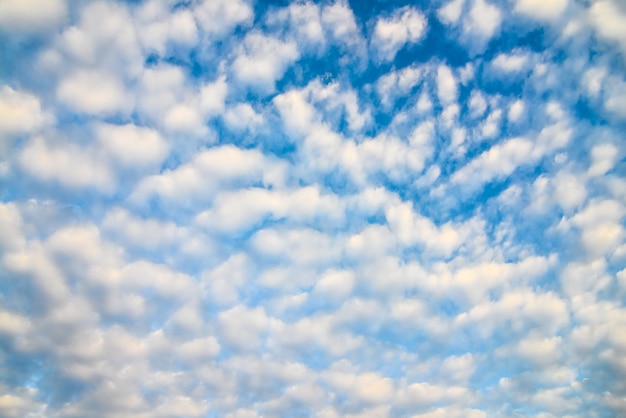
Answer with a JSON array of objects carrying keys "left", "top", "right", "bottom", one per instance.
[{"left": 0, "top": 0, "right": 625, "bottom": 416}]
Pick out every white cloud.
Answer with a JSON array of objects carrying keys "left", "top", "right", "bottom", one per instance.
[
  {"left": 131, "top": 145, "right": 287, "bottom": 203},
  {"left": 312, "top": 269, "right": 356, "bottom": 301},
  {"left": 17, "top": 121, "right": 170, "bottom": 192},
  {"left": 438, "top": 0, "right": 466, "bottom": 24},
  {"left": 0, "top": 0, "right": 66, "bottom": 32},
  {"left": 233, "top": 32, "right": 300, "bottom": 91},
  {"left": 437, "top": 65, "right": 458, "bottom": 105},
  {"left": 218, "top": 305, "right": 269, "bottom": 351},
  {"left": 196, "top": 186, "right": 342, "bottom": 233},
  {"left": 479, "top": 109, "right": 502, "bottom": 139},
  {"left": 514, "top": 0, "right": 568, "bottom": 21},
  {"left": 440, "top": 353, "right": 476, "bottom": 384},
  {"left": 271, "top": 2, "right": 325, "bottom": 51},
  {"left": 458, "top": 62, "right": 475, "bottom": 85},
  {"left": 553, "top": 172, "right": 587, "bottom": 211},
  {"left": 439, "top": 104, "right": 459, "bottom": 130},
  {"left": 603, "top": 76, "right": 626, "bottom": 118},
  {"left": 0, "top": 386, "right": 47, "bottom": 418},
  {"left": 305, "top": 80, "right": 370, "bottom": 132},
  {"left": 570, "top": 199, "right": 625, "bottom": 258},
  {"left": 508, "top": 99, "right": 525, "bottom": 122},
  {"left": 411, "top": 407, "right": 486, "bottom": 418},
  {"left": 491, "top": 50, "right": 530, "bottom": 72},
  {"left": 120, "top": 260, "right": 196, "bottom": 300},
  {"left": 385, "top": 201, "right": 471, "bottom": 257},
  {"left": 581, "top": 66, "right": 607, "bottom": 97},
  {"left": 376, "top": 65, "right": 423, "bottom": 107},
  {"left": 571, "top": 199, "right": 624, "bottom": 228},
  {"left": 200, "top": 76, "right": 228, "bottom": 115},
  {"left": 321, "top": 1, "right": 360, "bottom": 46},
  {"left": 589, "top": 1, "right": 626, "bottom": 57},
  {"left": 0, "top": 86, "right": 48, "bottom": 140},
  {"left": 467, "top": 90, "right": 487, "bottom": 118},
  {"left": 136, "top": 65, "right": 226, "bottom": 135},
  {"left": 561, "top": 259, "right": 609, "bottom": 298},
  {"left": 163, "top": 104, "right": 206, "bottom": 135},
  {"left": 273, "top": 89, "right": 318, "bottom": 136},
  {"left": 18, "top": 136, "right": 114, "bottom": 191},
  {"left": 137, "top": 63, "right": 186, "bottom": 118},
  {"left": 0, "top": 309, "right": 31, "bottom": 337},
  {"left": 349, "top": 127, "right": 434, "bottom": 183},
  {"left": 451, "top": 137, "right": 533, "bottom": 187},
  {"left": 102, "top": 207, "right": 190, "bottom": 251},
  {"left": 57, "top": 69, "right": 132, "bottom": 116},
  {"left": 371, "top": 6, "right": 427, "bottom": 61},
  {"left": 349, "top": 372, "right": 394, "bottom": 404},
  {"left": 0, "top": 202, "right": 25, "bottom": 252},
  {"left": 436, "top": 256, "right": 554, "bottom": 306},
  {"left": 95, "top": 123, "right": 169, "bottom": 169},
  {"left": 202, "top": 253, "right": 251, "bottom": 306},
  {"left": 416, "top": 89, "right": 433, "bottom": 113},
  {"left": 223, "top": 103, "right": 264, "bottom": 133},
  {"left": 0, "top": 86, "right": 51, "bottom": 159},
  {"left": 588, "top": 143, "right": 618, "bottom": 177},
  {"left": 451, "top": 110, "right": 572, "bottom": 190},
  {"left": 395, "top": 381, "right": 473, "bottom": 410},
  {"left": 249, "top": 227, "right": 341, "bottom": 266},
  {"left": 448, "top": 127, "right": 467, "bottom": 156},
  {"left": 55, "top": 1, "right": 143, "bottom": 78},
  {"left": 455, "top": 289, "right": 569, "bottom": 337},
  {"left": 136, "top": 0, "right": 198, "bottom": 53},
  {"left": 193, "top": 0, "right": 253, "bottom": 36},
  {"left": 512, "top": 333, "right": 562, "bottom": 366},
  {"left": 44, "top": 224, "right": 123, "bottom": 273},
  {"left": 462, "top": 0, "right": 502, "bottom": 47}
]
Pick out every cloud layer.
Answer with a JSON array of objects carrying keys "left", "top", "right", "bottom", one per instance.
[{"left": 1, "top": 0, "right": 625, "bottom": 417}]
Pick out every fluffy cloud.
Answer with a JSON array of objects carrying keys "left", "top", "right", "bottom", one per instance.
[
  {"left": 233, "top": 32, "right": 300, "bottom": 91},
  {"left": 437, "top": 65, "right": 458, "bottom": 105},
  {"left": 321, "top": 1, "right": 361, "bottom": 47},
  {"left": 95, "top": 122, "right": 169, "bottom": 169},
  {"left": 136, "top": 0, "right": 198, "bottom": 54},
  {"left": 57, "top": 69, "right": 133, "bottom": 116},
  {"left": 491, "top": 50, "right": 531, "bottom": 73},
  {"left": 438, "top": 0, "right": 465, "bottom": 25},
  {"left": 18, "top": 136, "right": 115, "bottom": 190},
  {"left": 0, "top": 86, "right": 51, "bottom": 161},
  {"left": 376, "top": 64, "right": 422, "bottom": 107},
  {"left": 465, "top": 0, "right": 501, "bottom": 40},
  {"left": 371, "top": 6, "right": 427, "bottom": 61},
  {"left": 588, "top": 1, "right": 626, "bottom": 57},
  {"left": 0, "top": 0, "right": 66, "bottom": 32},
  {"left": 514, "top": 0, "right": 568, "bottom": 21},
  {"left": 196, "top": 185, "right": 342, "bottom": 233},
  {"left": 193, "top": 0, "right": 253, "bottom": 36},
  {"left": 0, "top": 86, "right": 48, "bottom": 140},
  {"left": 16, "top": 122, "right": 169, "bottom": 192},
  {"left": 132, "top": 145, "right": 288, "bottom": 203},
  {"left": 439, "top": 0, "right": 501, "bottom": 52}
]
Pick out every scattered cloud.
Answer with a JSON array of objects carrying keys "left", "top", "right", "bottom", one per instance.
[
  {"left": 371, "top": 6, "right": 427, "bottom": 62},
  {"left": 514, "top": 0, "right": 568, "bottom": 21},
  {"left": 1, "top": 0, "right": 625, "bottom": 416}
]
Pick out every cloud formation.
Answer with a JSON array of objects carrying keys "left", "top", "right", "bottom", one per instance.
[{"left": 1, "top": 0, "right": 625, "bottom": 417}]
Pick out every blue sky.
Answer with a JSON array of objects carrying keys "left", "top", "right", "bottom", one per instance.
[{"left": 0, "top": 0, "right": 625, "bottom": 416}]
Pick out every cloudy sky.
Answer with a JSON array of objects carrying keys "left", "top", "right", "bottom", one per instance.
[{"left": 1, "top": 0, "right": 625, "bottom": 416}]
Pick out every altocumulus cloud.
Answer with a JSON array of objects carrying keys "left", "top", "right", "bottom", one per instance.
[{"left": 1, "top": 0, "right": 625, "bottom": 417}]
